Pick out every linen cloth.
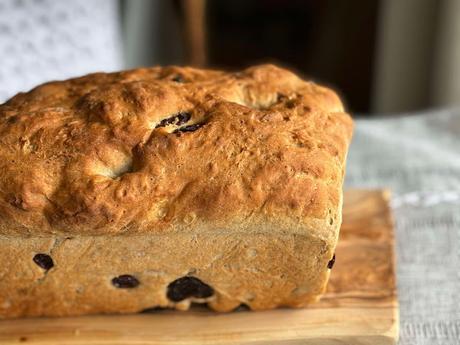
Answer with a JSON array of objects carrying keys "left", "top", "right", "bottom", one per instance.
[
  {"left": 346, "top": 109, "right": 460, "bottom": 345},
  {"left": 0, "top": 0, "right": 122, "bottom": 102}
]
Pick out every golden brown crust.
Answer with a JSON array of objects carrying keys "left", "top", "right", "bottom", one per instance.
[
  {"left": 0, "top": 65, "right": 352, "bottom": 317},
  {"left": 0, "top": 64, "right": 352, "bottom": 237}
]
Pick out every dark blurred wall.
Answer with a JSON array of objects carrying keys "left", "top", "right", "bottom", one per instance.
[
  {"left": 206, "top": 0, "right": 380, "bottom": 113},
  {"left": 122, "top": 0, "right": 185, "bottom": 68}
]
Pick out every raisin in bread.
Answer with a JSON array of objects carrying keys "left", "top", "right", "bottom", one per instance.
[{"left": 0, "top": 64, "right": 353, "bottom": 318}]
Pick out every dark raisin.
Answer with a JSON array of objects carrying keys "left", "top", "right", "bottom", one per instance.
[
  {"left": 172, "top": 75, "right": 185, "bottom": 83},
  {"left": 156, "top": 118, "right": 172, "bottom": 128},
  {"left": 327, "top": 254, "right": 336, "bottom": 269},
  {"left": 33, "top": 253, "right": 54, "bottom": 270},
  {"left": 112, "top": 275, "right": 140, "bottom": 288},
  {"left": 173, "top": 123, "right": 204, "bottom": 134},
  {"left": 167, "top": 276, "right": 214, "bottom": 302},
  {"left": 156, "top": 112, "right": 191, "bottom": 128},
  {"left": 176, "top": 112, "right": 191, "bottom": 125}
]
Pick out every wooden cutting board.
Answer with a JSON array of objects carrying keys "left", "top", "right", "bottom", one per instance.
[{"left": 0, "top": 190, "right": 399, "bottom": 345}]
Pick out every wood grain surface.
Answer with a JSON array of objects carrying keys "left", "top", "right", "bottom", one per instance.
[{"left": 0, "top": 190, "right": 399, "bottom": 345}]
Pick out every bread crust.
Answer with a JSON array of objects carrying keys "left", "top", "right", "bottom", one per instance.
[{"left": 0, "top": 65, "right": 352, "bottom": 318}]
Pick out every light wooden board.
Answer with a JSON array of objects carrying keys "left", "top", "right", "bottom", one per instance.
[{"left": 0, "top": 190, "right": 399, "bottom": 345}]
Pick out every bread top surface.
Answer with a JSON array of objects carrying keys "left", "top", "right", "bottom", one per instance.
[{"left": 0, "top": 64, "right": 353, "bottom": 237}]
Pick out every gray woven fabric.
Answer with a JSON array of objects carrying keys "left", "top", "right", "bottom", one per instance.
[
  {"left": 0, "top": 0, "right": 122, "bottom": 102},
  {"left": 346, "top": 109, "right": 460, "bottom": 345}
]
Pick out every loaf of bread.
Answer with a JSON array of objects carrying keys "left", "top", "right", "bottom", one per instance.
[{"left": 0, "top": 64, "right": 352, "bottom": 318}]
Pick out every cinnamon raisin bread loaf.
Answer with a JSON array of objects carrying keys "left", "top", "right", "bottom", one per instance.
[{"left": 0, "top": 64, "right": 353, "bottom": 318}]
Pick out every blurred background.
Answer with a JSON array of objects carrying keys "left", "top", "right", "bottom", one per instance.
[
  {"left": 1, "top": 0, "right": 460, "bottom": 115},
  {"left": 1, "top": 2, "right": 460, "bottom": 343}
]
